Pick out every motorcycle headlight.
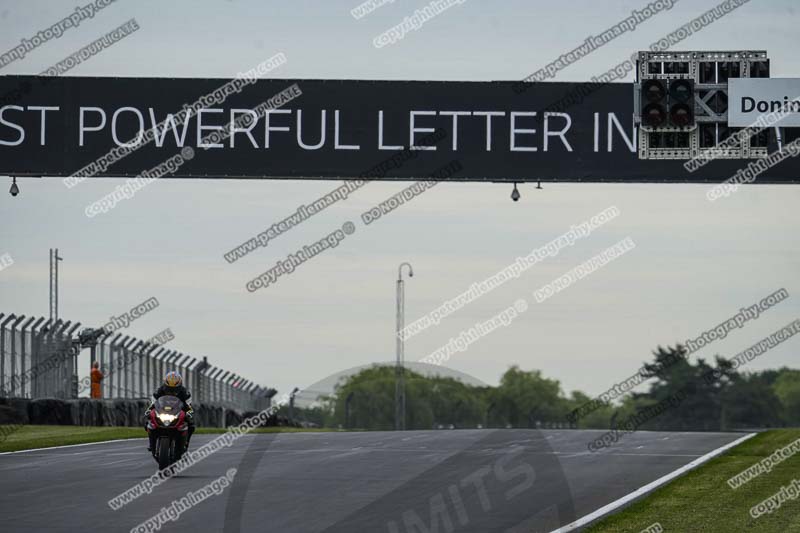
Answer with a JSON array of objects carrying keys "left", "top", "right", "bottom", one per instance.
[{"left": 157, "top": 412, "right": 177, "bottom": 424}]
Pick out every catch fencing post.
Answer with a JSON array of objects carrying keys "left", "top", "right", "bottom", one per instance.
[
  {"left": 185, "top": 357, "right": 197, "bottom": 393},
  {"left": 167, "top": 351, "right": 181, "bottom": 373},
  {"left": 211, "top": 366, "right": 221, "bottom": 404},
  {"left": 144, "top": 345, "right": 153, "bottom": 394},
  {"left": 153, "top": 348, "right": 163, "bottom": 385},
  {"left": 98, "top": 332, "right": 112, "bottom": 398},
  {"left": 19, "top": 317, "right": 36, "bottom": 398},
  {"left": 49, "top": 320, "right": 66, "bottom": 397},
  {"left": 0, "top": 314, "right": 5, "bottom": 394},
  {"left": 123, "top": 337, "right": 138, "bottom": 398},
  {"left": 129, "top": 340, "right": 144, "bottom": 397},
  {"left": 241, "top": 379, "right": 251, "bottom": 410},
  {"left": 216, "top": 369, "right": 226, "bottom": 404},
  {"left": 170, "top": 352, "right": 182, "bottom": 378},
  {"left": 159, "top": 350, "right": 173, "bottom": 383},
  {"left": 136, "top": 340, "right": 147, "bottom": 397},
  {"left": 109, "top": 334, "right": 124, "bottom": 398},
  {"left": 118, "top": 336, "right": 133, "bottom": 398},
  {"left": 195, "top": 356, "right": 209, "bottom": 403},
  {"left": 0, "top": 314, "right": 16, "bottom": 395},
  {"left": 56, "top": 321, "right": 70, "bottom": 397},
  {"left": 29, "top": 318, "right": 45, "bottom": 397},
  {"left": 177, "top": 353, "right": 191, "bottom": 385},
  {"left": 211, "top": 369, "right": 221, "bottom": 404},
  {"left": 228, "top": 374, "right": 236, "bottom": 406},
  {"left": 65, "top": 322, "right": 81, "bottom": 398},
  {"left": 220, "top": 371, "right": 231, "bottom": 407},
  {"left": 232, "top": 375, "right": 241, "bottom": 410},
  {"left": 9, "top": 315, "right": 25, "bottom": 397},
  {"left": 210, "top": 368, "right": 222, "bottom": 403},
  {"left": 161, "top": 349, "right": 176, "bottom": 379},
  {"left": 151, "top": 347, "right": 166, "bottom": 392},
  {"left": 143, "top": 344, "right": 159, "bottom": 396}
]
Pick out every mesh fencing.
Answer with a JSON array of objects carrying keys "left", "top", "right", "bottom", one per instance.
[{"left": 0, "top": 313, "right": 274, "bottom": 412}]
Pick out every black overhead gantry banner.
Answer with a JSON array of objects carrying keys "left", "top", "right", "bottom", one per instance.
[{"left": 0, "top": 75, "right": 798, "bottom": 183}]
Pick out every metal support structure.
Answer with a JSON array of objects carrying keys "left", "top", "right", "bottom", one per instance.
[
  {"left": 634, "top": 50, "right": 771, "bottom": 160},
  {"left": 395, "top": 262, "right": 413, "bottom": 431},
  {"left": 49, "top": 249, "right": 63, "bottom": 321}
]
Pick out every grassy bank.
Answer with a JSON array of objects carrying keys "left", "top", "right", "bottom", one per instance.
[
  {"left": 587, "top": 429, "right": 800, "bottom": 532},
  {"left": 0, "top": 425, "right": 143, "bottom": 453},
  {"left": 0, "top": 425, "right": 345, "bottom": 453}
]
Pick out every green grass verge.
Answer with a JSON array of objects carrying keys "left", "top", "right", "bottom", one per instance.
[
  {"left": 0, "top": 425, "right": 143, "bottom": 453},
  {"left": 0, "top": 425, "right": 346, "bottom": 453},
  {"left": 587, "top": 429, "right": 800, "bottom": 533}
]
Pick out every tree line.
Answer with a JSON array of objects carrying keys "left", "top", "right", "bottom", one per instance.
[{"left": 281, "top": 345, "right": 800, "bottom": 431}]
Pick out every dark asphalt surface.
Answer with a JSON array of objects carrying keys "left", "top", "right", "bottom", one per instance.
[{"left": 0, "top": 429, "right": 746, "bottom": 533}]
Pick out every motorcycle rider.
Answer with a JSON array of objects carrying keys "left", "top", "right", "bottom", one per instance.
[{"left": 145, "top": 371, "right": 195, "bottom": 452}]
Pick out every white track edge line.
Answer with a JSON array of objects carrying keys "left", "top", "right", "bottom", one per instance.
[
  {"left": 0, "top": 437, "right": 145, "bottom": 455},
  {"left": 0, "top": 432, "right": 261, "bottom": 455},
  {"left": 550, "top": 432, "right": 758, "bottom": 533}
]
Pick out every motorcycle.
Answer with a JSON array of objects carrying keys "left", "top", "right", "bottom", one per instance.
[{"left": 146, "top": 395, "right": 189, "bottom": 469}]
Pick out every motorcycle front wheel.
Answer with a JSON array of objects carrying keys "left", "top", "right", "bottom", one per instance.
[{"left": 157, "top": 436, "right": 172, "bottom": 470}]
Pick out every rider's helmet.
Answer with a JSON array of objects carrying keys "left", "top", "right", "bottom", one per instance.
[{"left": 164, "top": 371, "right": 182, "bottom": 388}]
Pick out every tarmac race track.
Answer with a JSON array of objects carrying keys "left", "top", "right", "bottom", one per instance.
[{"left": 0, "top": 429, "right": 748, "bottom": 533}]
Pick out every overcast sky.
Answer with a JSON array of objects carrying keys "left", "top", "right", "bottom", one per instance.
[{"left": 0, "top": 0, "right": 798, "bottom": 402}]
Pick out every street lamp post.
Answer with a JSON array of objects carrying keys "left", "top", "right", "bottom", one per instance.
[{"left": 395, "top": 262, "right": 413, "bottom": 431}]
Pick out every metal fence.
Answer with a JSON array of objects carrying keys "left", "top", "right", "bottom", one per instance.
[
  {"left": 0, "top": 314, "right": 78, "bottom": 400},
  {"left": 0, "top": 313, "right": 275, "bottom": 412}
]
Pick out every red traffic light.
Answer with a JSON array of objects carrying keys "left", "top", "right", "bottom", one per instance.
[
  {"left": 643, "top": 103, "right": 667, "bottom": 127},
  {"left": 669, "top": 103, "right": 693, "bottom": 127}
]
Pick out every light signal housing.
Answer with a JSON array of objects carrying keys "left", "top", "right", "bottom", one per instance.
[{"left": 634, "top": 50, "right": 771, "bottom": 160}]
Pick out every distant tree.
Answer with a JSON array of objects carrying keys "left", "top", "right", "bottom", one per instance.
[
  {"left": 724, "top": 371, "right": 784, "bottom": 429},
  {"left": 307, "top": 352, "right": 799, "bottom": 432},
  {"left": 331, "top": 366, "right": 396, "bottom": 430},
  {"left": 328, "top": 365, "right": 488, "bottom": 430},
  {"left": 490, "top": 366, "right": 566, "bottom": 428},
  {"left": 773, "top": 368, "right": 800, "bottom": 426},
  {"left": 629, "top": 346, "right": 738, "bottom": 431},
  {"left": 565, "top": 390, "right": 616, "bottom": 429},
  {"left": 276, "top": 403, "right": 332, "bottom": 427}
]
